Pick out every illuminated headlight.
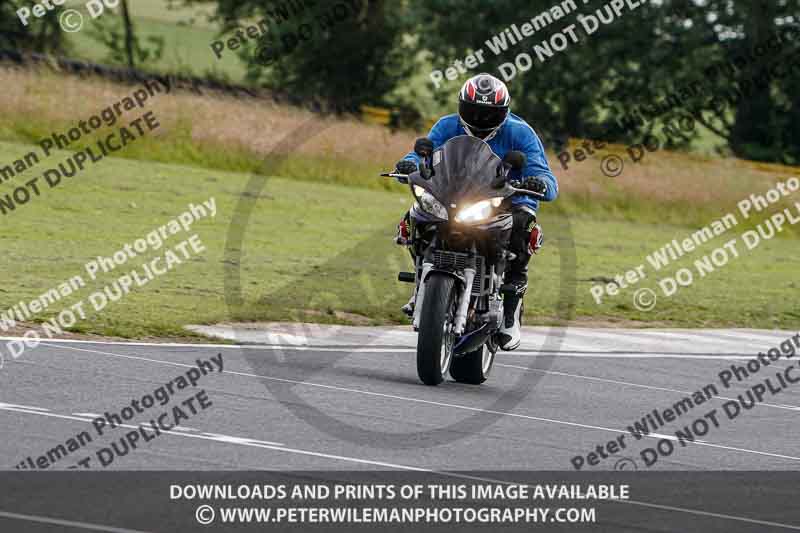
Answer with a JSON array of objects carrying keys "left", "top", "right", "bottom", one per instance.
[
  {"left": 413, "top": 186, "right": 448, "bottom": 220},
  {"left": 455, "top": 198, "right": 503, "bottom": 223}
]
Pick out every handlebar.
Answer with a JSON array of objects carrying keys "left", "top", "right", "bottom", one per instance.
[
  {"left": 509, "top": 186, "right": 546, "bottom": 199},
  {"left": 380, "top": 173, "right": 545, "bottom": 198},
  {"left": 380, "top": 172, "right": 409, "bottom": 184}
]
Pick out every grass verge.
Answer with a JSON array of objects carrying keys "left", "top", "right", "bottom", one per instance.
[{"left": 1, "top": 138, "right": 799, "bottom": 338}]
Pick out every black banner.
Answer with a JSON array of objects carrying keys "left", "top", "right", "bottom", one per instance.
[{"left": 1, "top": 471, "right": 798, "bottom": 532}]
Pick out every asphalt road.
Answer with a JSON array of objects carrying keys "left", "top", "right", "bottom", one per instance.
[{"left": 2, "top": 324, "right": 799, "bottom": 472}]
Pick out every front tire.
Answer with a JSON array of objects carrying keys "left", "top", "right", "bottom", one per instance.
[
  {"left": 416, "top": 273, "right": 457, "bottom": 386},
  {"left": 450, "top": 339, "right": 497, "bottom": 384}
]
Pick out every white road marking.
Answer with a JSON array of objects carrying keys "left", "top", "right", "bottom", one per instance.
[
  {"left": 31, "top": 342, "right": 800, "bottom": 465},
  {"left": 0, "top": 404, "right": 285, "bottom": 452},
  {"left": 685, "top": 330, "right": 796, "bottom": 344},
  {"left": 0, "top": 334, "right": 780, "bottom": 358},
  {"left": 66, "top": 415, "right": 194, "bottom": 432},
  {"left": 0, "top": 510, "right": 148, "bottom": 533},
  {"left": 505, "top": 351, "right": 753, "bottom": 359},
  {"left": 246, "top": 347, "right": 759, "bottom": 359},
  {"left": 0, "top": 403, "right": 430, "bottom": 472},
  {"left": 0, "top": 402, "right": 50, "bottom": 412},
  {"left": 0, "top": 336, "right": 765, "bottom": 359},
  {"left": 0, "top": 336, "right": 240, "bottom": 349},
  {"left": 616, "top": 329, "right": 793, "bottom": 350},
  {"left": 557, "top": 329, "right": 773, "bottom": 354},
  {"left": 494, "top": 363, "right": 800, "bottom": 411}
]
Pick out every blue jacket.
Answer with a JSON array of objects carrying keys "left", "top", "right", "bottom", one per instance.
[{"left": 403, "top": 113, "right": 558, "bottom": 212}]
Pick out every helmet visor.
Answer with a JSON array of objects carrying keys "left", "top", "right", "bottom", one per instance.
[{"left": 459, "top": 101, "right": 508, "bottom": 132}]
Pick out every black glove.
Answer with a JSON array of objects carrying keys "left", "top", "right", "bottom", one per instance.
[
  {"left": 520, "top": 176, "right": 548, "bottom": 196},
  {"left": 414, "top": 137, "right": 434, "bottom": 157},
  {"left": 396, "top": 160, "right": 418, "bottom": 175}
]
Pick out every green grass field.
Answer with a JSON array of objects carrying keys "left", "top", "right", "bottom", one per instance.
[
  {"left": 0, "top": 3, "right": 795, "bottom": 340},
  {"left": 2, "top": 135, "right": 799, "bottom": 339},
  {"left": 64, "top": 0, "right": 245, "bottom": 80}
]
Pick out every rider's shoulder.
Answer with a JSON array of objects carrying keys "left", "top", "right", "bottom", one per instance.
[
  {"left": 433, "top": 113, "right": 461, "bottom": 130},
  {"left": 504, "top": 113, "right": 539, "bottom": 138}
]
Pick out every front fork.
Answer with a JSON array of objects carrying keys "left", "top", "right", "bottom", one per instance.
[
  {"left": 412, "top": 262, "right": 434, "bottom": 330},
  {"left": 452, "top": 268, "right": 475, "bottom": 335},
  {"left": 412, "top": 264, "right": 473, "bottom": 335},
  {"left": 412, "top": 240, "right": 479, "bottom": 335}
]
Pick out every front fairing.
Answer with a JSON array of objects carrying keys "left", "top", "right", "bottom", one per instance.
[
  {"left": 409, "top": 202, "right": 445, "bottom": 223},
  {"left": 408, "top": 136, "right": 515, "bottom": 221}
]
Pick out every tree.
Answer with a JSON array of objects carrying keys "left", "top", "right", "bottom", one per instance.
[
  {"left": 87, "top": 0, "right": 164, "bottom": 69},
  {"left": 407, "top": 0, "right": 800, "bottom": 162},
  {"left": 181, "top": 0, "right": 413, "bottom": 112},
  {"left": 647, "top": 0, "right": 800, "bottom": 162},
  {"left": 0, "top": 0, "right": 66, "bottom": 53},
  {"left": 407, "top": 0, "right": 671, "bottom": 145},
  {"left": 120, "top": 0, "right": 135, "bottom": 68},
  {"left": 724, "top": 1, "right": 799, "bottom": 163}
]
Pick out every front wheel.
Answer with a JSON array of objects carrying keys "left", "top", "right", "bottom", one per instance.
[
  {"left": 416, "top": 273, "right": 457, "bottom": 386},
  {"left": 450, "top": 338, "right": 497, "bottom": 384}
]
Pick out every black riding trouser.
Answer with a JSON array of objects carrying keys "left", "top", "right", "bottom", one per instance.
[{"left": 505, "top": 206, "right": 537, "bottom": 296}]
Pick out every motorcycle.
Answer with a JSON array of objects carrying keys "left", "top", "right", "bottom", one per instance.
[{"left": 382, "top": 135, "right": 543, "bottom": 386}]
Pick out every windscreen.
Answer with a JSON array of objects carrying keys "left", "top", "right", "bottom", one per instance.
[{"left": 416, "top": 135, "right": 512, "bottom": 208}]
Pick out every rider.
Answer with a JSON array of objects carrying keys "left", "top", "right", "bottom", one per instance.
[{"left": 395, "top": 73, "right": 558, "bottom": 351}]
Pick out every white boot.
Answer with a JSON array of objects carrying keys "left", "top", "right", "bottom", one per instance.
[
  {"left": 497, "top": 297, "right": 522, "bottom": 351},
  {"left": 401, "top": 291, "right": 416, "bottom": 317}
]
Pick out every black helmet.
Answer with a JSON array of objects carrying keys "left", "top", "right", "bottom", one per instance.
[{"left": 458, "top": 74, "right": 511, "bottom": 139}]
